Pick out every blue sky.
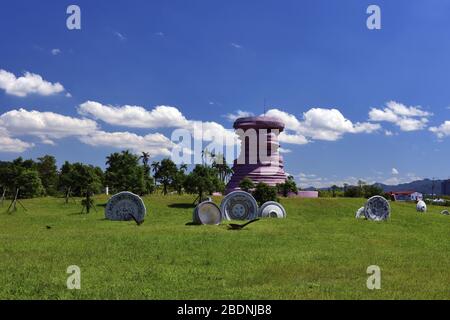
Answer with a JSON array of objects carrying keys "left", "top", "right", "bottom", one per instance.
[{"left": 1, "top": 0, "right": 450, "bottom": 188}]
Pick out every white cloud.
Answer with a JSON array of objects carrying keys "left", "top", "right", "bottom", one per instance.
[
  {"left": 265, "top": 107, "right": 379, "bottom": 144},
  {"left": 114, "top": 32, "right": 126, "bottom": 41},
  {"left": 78, "top": 101, "right": 238, "bottom": 146},
  {"left": 224, "top": 110, "right": 254, "bottom": 122},
  {"left": 430, "top": 121, "right": 450, "bottom": 138},
  {"left": 264, "top": 109, "right": 302, "bottom": 131},
  {"left": 392, "top": 168, "right": 399, "bottom": 175},
  {"left": 385, "top": 130, "right": 394, "bottom": 136},
  {"left": 0, "top": 128, "right": 34, "bottom": 153},
  {"left": 0, "top": 69, "right": 66, "bottom": 97},
  {"left": 79, "top": 131, "right": 173, "bottom": 156},
  {"left": 0, "top": 109, "right": 98, "bottom": 144},
  {"left": 230, "top": 43, "right": 242, "bottom": 49},
  {"left": 369, "top": 101, "right": 432, "bottom": 131},
  {"left": 278, "top": 147, "right": 291, "bottom": 153},
  {"left": 78, "top": 101, "right": 189, "bottom": 128},
  {"left": 278, "top": 132, "right": 308, "bottom": 145},
  {"left": 187, "top": 120, "right": 237, "bottom": 145},
  {"left": 294, "top": 171, "right": 422, "bottom": 189},
  {"left": 382, "top": 173, "right": 422, "bottom": 186},
  {"left": 294, "top": 173, "right": 369, "bottom": 189},
  {"left": 51, "top": 49, "right": 61, "bottom": 55}
]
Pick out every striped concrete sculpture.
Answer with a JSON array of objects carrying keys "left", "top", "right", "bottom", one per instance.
[{"left": 226, "top": 116, "right": 287, "bottom": 194}]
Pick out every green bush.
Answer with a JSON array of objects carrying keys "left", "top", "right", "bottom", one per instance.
[
  {"left": 239, "top": 177, "right": 254, "bottom": 192},
  {"left": 252, "top": 182, "right": 278, "bottom": 206}
]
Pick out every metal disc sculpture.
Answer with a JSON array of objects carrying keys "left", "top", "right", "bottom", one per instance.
[
  {"left": 259, "top": 201, "right": 286, "bottom": 218},
  {"left": 355, "top": 207, "right": 365, "bottom": 219},
  {"left": 105, "top": 191, "right": 146, "bottom": 222},
  {"left": 416, "top": 200, "right": 427, "bottom": 213},
  {"left": 193, "top": 201, "right": 222, "bottom": 225},
  {"left": 220, "top": 191, "right": 258, "bottom": 221},
  {"left": 441, "top": 210, "right": 449, "bottom": 215},
  {"left": 364, "top": 196, "right": 390, "bottom": 221}
]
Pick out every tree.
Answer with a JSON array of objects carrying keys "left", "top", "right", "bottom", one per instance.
[
  {"left": 151, "top": 161, "right": 160, "bottom": 189},
  {"left": 344, "top": 186, "right": 362, "bottom": 198},
  {"left": 0, "top": 158, "right": 43, "bottom": 198},
  {"left": 277, "top": 175, "right": 298, "bottom": 197},
  {"left": 16, "top": 170, "right": 44, "bottom": 198},
  {"left": 184, "top": 165, "right": 223, "bottom": 203},
  {"left": 239, "top": 177, "right": 254, "bottom": 192},
  {"left": 172, "top": 164, "right": 187, "bottom": 195},
  {"left": 252, "top": 183, "right": 278, "bottom": 206},
  {"left": 36, "top": 155, "right": 58, "bottom": 196},
  {"left": 105, "top": 150, "right": 145, "bottom": 194},
  {"left": 212, "top": 153, "right": 233, "bottom": 183},
  {"left": 59, "top": 162, "right": 103, "bottom": 197},
  {"left": 331, "top": 185, "right": 338, "bottom": 198},
  {"left": 343, "top": 184, "right": 384, "bottom": 199},
  {"left": 362, "top": 184, "right": 384, "bottom": 198},
  {"left": 154, "top": 158, "right": 178, "bottom": 195},
  {"left": 139, "top": 152, "right": 154, "bottom": 194}
]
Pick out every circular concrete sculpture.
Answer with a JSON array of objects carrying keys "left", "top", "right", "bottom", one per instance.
[
  {"left": 416, "top": 200, "right": 427, "bottom": 213},
  {"left": 193, "top": 201, "right": 222, "bottom": 225},
  {"left": 220, "top": 191, "right": 258, "bottom": 220},
  {"left": 355, "top": 207, "right": 365, "bottom": 219},
  {"left": 441, "top": 210, "right": 449, "bottom": 215},
  {"left": 105, "top": 191, "right": 146, "bottom": 222},
  {"left": 259, "top": 201, "right": 286, "bottom": 218},
  {"left": 364, "top": 196, "right": 390, "bottom": 221}
]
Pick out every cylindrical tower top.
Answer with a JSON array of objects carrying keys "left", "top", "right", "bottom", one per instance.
[{"left": 233, "top": 116, "right": 285, "bottom": 132}]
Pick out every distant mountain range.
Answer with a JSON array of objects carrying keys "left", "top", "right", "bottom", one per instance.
[
  {"left": 305, "top": 179, "right": 449, "bottom": 195},
  {"left": 374, "top": 179, "right": 445, "bottom": 195}
]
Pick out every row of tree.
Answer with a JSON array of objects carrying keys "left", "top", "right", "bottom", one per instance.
[
  {"left": 318, "top": 180, "right": 387, "bottom": 199},
  {"left": 0, "top": 150, "right": 234, "bottom": 201}
]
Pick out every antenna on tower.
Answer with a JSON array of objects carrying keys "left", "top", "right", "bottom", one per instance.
[{"left": 263, "top": 98, "right": 267, "bottom": 116}]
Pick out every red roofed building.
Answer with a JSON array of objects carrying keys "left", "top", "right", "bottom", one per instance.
[{"left": 389, "top": 191, "right": 423, "bottom": 202}]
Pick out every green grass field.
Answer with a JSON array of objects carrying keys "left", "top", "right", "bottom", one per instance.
[{"left": 0, "top": 195, "right": 449, "bottom": 300}]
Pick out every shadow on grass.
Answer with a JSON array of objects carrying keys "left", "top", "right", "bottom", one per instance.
[
  {"left": 168, "top": 203, "right": 196, "bottom": 209},
  {"left": 185, "top": 221, "right": 201, "bottom": 226}
]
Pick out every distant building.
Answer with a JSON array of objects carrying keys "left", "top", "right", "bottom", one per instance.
[
  {"left": 389, "top": 191, "right": 423, "bottom": 202},
  {"left": 441, "top": 180, "right": 450, "bottom": 196}
]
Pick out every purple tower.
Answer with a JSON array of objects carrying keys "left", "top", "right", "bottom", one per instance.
[{"left": 226, "top": 116, "right": 287, "bottom": 194}]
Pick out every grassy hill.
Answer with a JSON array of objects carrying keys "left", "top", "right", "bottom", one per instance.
[{"left": 0, "top": 195, "right": 449, "bottom": 300}]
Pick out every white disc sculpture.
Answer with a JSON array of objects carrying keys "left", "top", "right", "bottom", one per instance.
[
  {"left": 416, "top": 200, "right": 427, "bottom": 213},
  {"left": 259, "top": 201, "right": 286, "bottom": 218},
  {"left": 355, "top": 207, "right": 365, "bottom": 219},
  {"left": 193, "top": 201, "right": 222, "bottom": 225}
]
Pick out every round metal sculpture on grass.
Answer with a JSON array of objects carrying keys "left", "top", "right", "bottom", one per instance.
[
  {"left": 105, "top": 191, "right": 146, "bottom": 222},
  {"left": 364, "top": 196, "right": 390, "bottom": 221},
  {"left": 259, "top": 201, "right": 286, "bottom": 218},
  {"left": 220, "top": 191, "right": 258, "bottom": 221},
  {"left": 416, "top": 200, "right": 427, "bottom": 213},
  {"left": 441, "top": 210, "right": 449, "bottom": 215},
  {"left": 193, "top": 201, "right": 222, "bottom": 225}
]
